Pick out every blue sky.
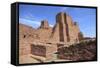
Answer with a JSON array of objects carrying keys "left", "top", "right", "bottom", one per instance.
[{"left": 19, "top": 4, "right": 96, "bottom": 37}]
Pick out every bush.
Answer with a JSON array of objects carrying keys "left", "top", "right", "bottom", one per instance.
[{"left": 58, "top": 40, "right": 96, "bottom": 61}]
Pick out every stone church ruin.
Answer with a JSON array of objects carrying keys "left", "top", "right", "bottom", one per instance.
[{"left": 19, "top": 12, "right": 83, "bottom": 64}]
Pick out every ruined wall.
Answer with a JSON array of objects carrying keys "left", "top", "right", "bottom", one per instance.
[
  {"left": 66, "top": 15, "right": 80, "bottom": 43},
  {"left": 31, "top": 43, "right": 57, "bottom": 60},
  {"left": 19, "top": 24, "right": 33, "bottom": 56},
  {"left": 39, "top": 20, "right": 50, "bottom": 29},
  {"left": 19, "top": 42, "right": 31, "bottom": 56},
  {"left": 19, "top": 22, "right": 52, "bottom": 56},
  {"left": 19, "top": 12, "right": 83, "bottom": 63},
  {"left": 50, "top": 23, "right": 60, "bottom": 43},
  {"left": 31, "top": 44, "right": 46, "bottom": 57},
  {"left": 37, "top": 20, "right": 52, "bottom": 43},
  {"left": 19, "top": 12, "right": 83, "bottom": 56},
  {"left": 51, "top": 12, "right": 82, "bottom": 44}
]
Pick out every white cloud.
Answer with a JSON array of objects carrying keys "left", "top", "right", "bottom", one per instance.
[
  {"left": 19, "top": 18, "right": 41, "bottom": 28},
  {"left": 19, "top": 18, "right": 55, "bottom": 29},
  {"left": 49, "top": 24, "right": 54, "bottom": 27}
]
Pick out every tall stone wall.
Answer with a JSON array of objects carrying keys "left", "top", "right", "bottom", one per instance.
[
  {"left": 19, "top": 12, "right": 83, "bottom": 63},
  {"left": 51, "top": 12, "right": 82, "bottom": 44},
  {"left": 19, "top": 12, "right": 83, "bottom": 56},
  {"left": 37, "top": 20, "right": 52, "bottom": 43},
  {"left": 19, "top": 24, "right": 35, "bottom": 56},
  {"left": 39, "top": 20, "right": 50, "bottom": 29}
]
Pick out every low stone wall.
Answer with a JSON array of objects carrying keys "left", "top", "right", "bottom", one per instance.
[
  {"left": 31, "top": 45, "right": 46, "bottom": 57},
  {"left": 31, "top": 43, "right": 57, "bottom": 60}
]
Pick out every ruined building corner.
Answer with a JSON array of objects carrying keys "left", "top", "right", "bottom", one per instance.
[{"left": 39, "top": 20, "right": 50, "bottom": 29}]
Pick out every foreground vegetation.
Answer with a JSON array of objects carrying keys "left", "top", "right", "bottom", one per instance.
[{"left": 58, "top": 40, "right": 97, "bottom": 61}]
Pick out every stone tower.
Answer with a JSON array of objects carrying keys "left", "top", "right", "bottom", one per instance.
[
  {"left": 39, "top": 20, "right": 49, "bottom": 29},
  {"left": 56, "top": 12, "right": 70, "bottom": 42},
  {"left": 51, "top": 12, "right": 81, "bottom": 44}
]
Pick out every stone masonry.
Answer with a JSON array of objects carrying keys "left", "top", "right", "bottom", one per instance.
[{"left": 19, "top": 12, "right": 83, "bottom": 63}]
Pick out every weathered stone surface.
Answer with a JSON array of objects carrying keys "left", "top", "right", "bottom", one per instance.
[
  {"left": 19, "top": 12, "right": 83, "bottom": 63},
  {"left": 39, "top": 20, "right": 50, "bottom": 29},
  {"left": 51, "top": 12, "right": 82, "bottom": 44},
  {"left": 31, "top": 43, "right": 57, "bottom": 60}
]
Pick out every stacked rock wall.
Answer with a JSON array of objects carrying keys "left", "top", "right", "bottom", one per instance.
[{"left": 19, "top": 12, "right": 83, "bottom": 63}]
